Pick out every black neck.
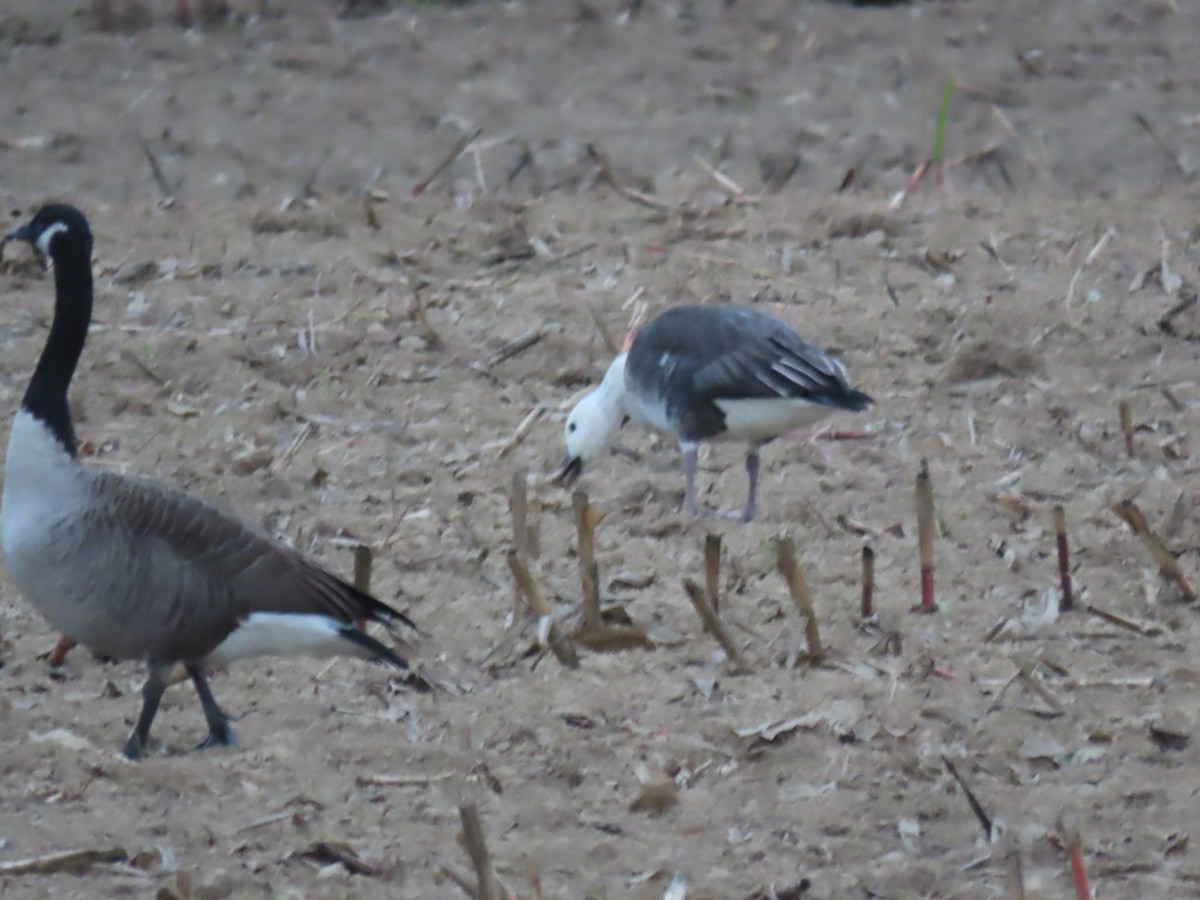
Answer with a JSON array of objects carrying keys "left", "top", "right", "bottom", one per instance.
[{"left": 21, "top": 248, "right": 93, "bottom": 458}]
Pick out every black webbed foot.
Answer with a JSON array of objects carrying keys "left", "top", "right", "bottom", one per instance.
[{"left": 193, "top": 722, "right": 238, "bottom": 752}]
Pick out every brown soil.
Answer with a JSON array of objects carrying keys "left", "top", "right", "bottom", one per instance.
[{"left": 3, "top": 1, "right": 1200, "bottom": 897}]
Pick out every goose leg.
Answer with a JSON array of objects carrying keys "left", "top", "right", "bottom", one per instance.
[
  {"left": 681, "top": 445, "right": 701, "bottom": 516},
  {"left": 124, "top": 661, "right": 170, "bottom": 760},
  {"left": 743, "top": 447, "right": 761, "bottom": 522},
  {"left": 47, "top": 635, "right": 78, "bottom": 667},
  {"left": 186, "top": 664, "right": 237, "bottom": 751}
]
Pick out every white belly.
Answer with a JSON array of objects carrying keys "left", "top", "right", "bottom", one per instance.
[{"left": 713, "top": 397, "right": 834, "bottom": 443}]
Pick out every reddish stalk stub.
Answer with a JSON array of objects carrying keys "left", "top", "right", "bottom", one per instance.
[
  {"left": 1053, "top": 505, "right": 1074, "bottom": 612},
  {"left": 920, "top": 567, "right": 935, "bottom": 613},
  {"left": 861, "top": 545, "right": 875, "bottom": 619},
  {"left": 1067, "top": 835, "right": 1092, "bottom": 900},
  {"left": 916, "top": 459, "right": 936, "bottom": 612},
  {"left": 48, "top": 635, "right": 78, "bottom": 667},
  {"left": 906, "top": 159, "right": 933, "bottom": 195}
]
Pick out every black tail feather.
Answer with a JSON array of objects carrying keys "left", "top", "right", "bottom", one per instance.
[
  {"left": 835, "top": 385, "right": 874, "bottom": 412},
  {"left": 337, "top": 624, "right": 409, "bottom": 668},
  {"left": 338, "top": 577, "right": 420, "bottom": 635},
  {"left": 812, "top": 382, "right": 873, "bottom": 412},
  {"left": 337, "top": 625, "right": 433, "bottom": 693},
  {"left": 365, "top": 595, "right": 421, "bottom": 635}
]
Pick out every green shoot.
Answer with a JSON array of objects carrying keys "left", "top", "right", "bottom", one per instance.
[{"left": 933, "top": 76, "right": 955, "bottom": 185}]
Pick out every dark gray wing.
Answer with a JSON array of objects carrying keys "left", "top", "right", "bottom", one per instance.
[
  {"left": 639, "top": 305, "right": 872, "bottom": 408},
  {"left": 693, "top": 336, "right": 869, "bottom": 408}
]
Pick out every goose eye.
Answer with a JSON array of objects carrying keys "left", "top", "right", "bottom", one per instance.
[{"left": 568, "top": 423, "right": 577, "bottom": 433}]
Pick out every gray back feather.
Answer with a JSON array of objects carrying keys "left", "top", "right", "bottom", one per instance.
[{"left": 625, "top": 304, "right": 870, "bottom": 442}]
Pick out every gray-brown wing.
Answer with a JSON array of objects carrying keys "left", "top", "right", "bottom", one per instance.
[{"left": 90, "top": 471, "right": 410, "bottom": 657}]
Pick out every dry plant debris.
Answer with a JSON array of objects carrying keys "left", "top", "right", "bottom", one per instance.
[
  {"left": 454, "top": 803, "right": 502, "bottom": 900},
  {"left": 296, "top": 840, "right": 382, "bottom": 877},
  {"left": 774, "top": 537, "right": 823, "bottom": 662},
  {"left": 682, "top": 578, "right": 748, "bottom": 672},
  {"left": 1111, "top": 500, "right": 1197, "bottom": 602},
  {"left": 0, "top": 847, "right": 127, "bottom": 876},
  {"left": 5, "top": 3, "right": 1200, "bottom": 897}
]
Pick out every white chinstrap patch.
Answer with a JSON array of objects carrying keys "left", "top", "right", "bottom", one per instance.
[
  {"left": 35, "top": 221, "right": 69, "bottom": 255},
  {"left": 203, "top": 612, "right": 355, "bottom": 667}
]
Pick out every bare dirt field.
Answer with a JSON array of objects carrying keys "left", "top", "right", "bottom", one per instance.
[{"left": 4, "top": 1, "right": 1200, "bottom": 897}]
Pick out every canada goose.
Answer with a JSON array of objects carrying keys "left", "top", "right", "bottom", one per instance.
[
  {"left": 556, "top": 304, "right": 872, "bottom": 521},
  {"left": 1, "top": 204, "right": 419, "bottom": 759}
]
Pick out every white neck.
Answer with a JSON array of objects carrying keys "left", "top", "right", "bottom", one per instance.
[
  {"left": 593, "top": 353, "right": 630, "bottom": 441},
  {"left": 596, "top": 352, "right": 628, "bottom": 407}
]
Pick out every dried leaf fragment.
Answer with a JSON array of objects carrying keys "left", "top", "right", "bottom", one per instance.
[
  {"left": 298, "top": 841, "right": 380, "bottom": 877},
  {"left": 629, "top": 777, "right": 679, "bottom": 816},
  {"left": 1149, "top": 721, "right": 1190, "bottom": 752}
]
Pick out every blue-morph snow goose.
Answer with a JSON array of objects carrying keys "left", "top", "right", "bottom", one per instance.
[{"left": 557, "top": 304, "right": 872, "bottom": 521}]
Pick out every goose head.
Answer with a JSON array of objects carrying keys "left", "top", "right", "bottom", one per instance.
[
  {"left": 6, "top": 204, "right": 93, "bottom": 261},
  {"left": 554, "top": 353, "right": 628, "bottom": 486}
]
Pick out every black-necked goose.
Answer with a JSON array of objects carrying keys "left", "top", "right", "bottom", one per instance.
[
  {"left": 556, "top": 304, "right": 872, "bottom": 521},
  {"left": 1, "top": 204, "right": 420, "bottom": 759}
]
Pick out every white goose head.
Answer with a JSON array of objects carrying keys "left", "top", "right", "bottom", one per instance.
[{"left": 555, "top": 352, "right": 628, "bottom": 486}]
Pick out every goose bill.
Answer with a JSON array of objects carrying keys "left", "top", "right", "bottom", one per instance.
[
  {"left": 554, "top": 454, "right": 583, "bottom": 485},
  {"left": 5, "top": 222, "right": 33, "bottom": 243}
]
